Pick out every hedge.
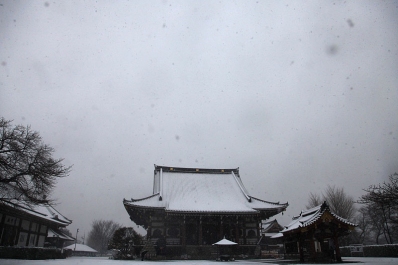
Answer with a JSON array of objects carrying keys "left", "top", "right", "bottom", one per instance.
[
  {"left": 0, "top": 247, "right": 67, "bottom": 259},
  {"left": 340, "top": 244, "right": 398, "bottom": 257}
]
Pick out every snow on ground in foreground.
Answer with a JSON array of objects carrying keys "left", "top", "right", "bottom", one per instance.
[{"left": 0, "top": 257, "right": 397, "bottom": 265}]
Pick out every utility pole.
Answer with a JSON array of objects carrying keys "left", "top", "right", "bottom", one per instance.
[{"left": 74, "top": 228, "right": 79, "bottom": 251}]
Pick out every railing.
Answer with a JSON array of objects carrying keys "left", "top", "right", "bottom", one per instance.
[
  {"left": 166, "top": 238, "right": 181, "bottom": 245},
  {"left": 246, "top": 238, "right": 258, "bottom": 245}
]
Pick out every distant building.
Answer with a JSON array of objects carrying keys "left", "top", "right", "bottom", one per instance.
[
  {"left": 123, "top": 165, "right": 288, "bottom": 259},
  {"left": 257, "top": 219, "right": 284, "bottom": 258},
  {"left": 64, "top": 243, "right": 98, "bottom": 256},
  {"left": 260, "top": 219, "right": 284, "bottom": 242},
  {"left": 0, "top": 199, "right": 73, "bottom": 248},
  {"left": 280, "top": 201, "right": 357, "bottom": 262}
]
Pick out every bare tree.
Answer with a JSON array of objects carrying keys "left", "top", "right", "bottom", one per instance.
[
  {"left": 306, "top": 192, "right": 323, "bottom": 209},
  {"left": 87, "top": 219, "right": 121, "bottom": 255},
  {"left": 352, "top": 206, "right": 372, "bottom": 244},
  {"left": 359, "top": 173, "right": 398, "bottom": 244},
  {"left": 0, "top": 118, "right": 71, "bottom": 204},
  {"left": 306, "top": 185, "right": 356, "bottom": 221},
  {"left": 367, "top": 203, "right": 389, "bottom": 244},
  {"left": 324, "top": 185, "right": 356, "bottom": 221},
  {"left": 360, "top": 173, "right": 398, "bottom": 207}
]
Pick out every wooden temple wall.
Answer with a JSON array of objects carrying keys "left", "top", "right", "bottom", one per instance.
[
  {"left": 0, "top": 212, "right": 48, "bottom": 247},
  {"left": 146, "top": 214, "right": 261, "bottom": 246}
]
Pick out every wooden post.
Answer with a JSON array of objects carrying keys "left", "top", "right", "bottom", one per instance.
[
  {"left": 15, "top": 218, "right": 22, "bottom": 246},
  {"left": 0, "top": 214, "right": 6, "bottom": 245},
  {"left": 298, "top": 236, "right": 304, "bottom": 263},
  {"left": 310, "top": 236, "right": 317, "bottom": 262},
  {"left": 26, "top": 220, "right": 33, "bottom": 246},
  {"left": 36, "top": 224, "right": 41, "bottom": 246},
  {"left": 243, "top": 221, "right": 247, "bottom": 245},
  {"left": 164, "top": 217, "right": 168, "bottom": 246},
  {"left": 182, "top": 216, "right": 186, "bottom": 247},
  {"left": 219, "top": 216, "right": 223, "bottom": 239},
  {"left": 147, "top": 215, "right": 152, "bottom": 240},
  {"left": 333, "top": 236, "right": 342, "bottom": 262},
  {"left": 198, "top": 216, "right": 203, "bottom": 245},
  {"left": 235, "top": 223, "right": 239, "bottom": 243},
  {"left": 256, "top": 217, "right": 260, "bottom": 244}
]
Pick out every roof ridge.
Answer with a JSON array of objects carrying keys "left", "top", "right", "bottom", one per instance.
[
  {"left": 250, "top": 196, "right": 289, "bottom": 206},
  {"left": 46, "top": 205, "right": 73, "bottom": 223},
  {"left": 0, "top": 199, "right": 48, "bottom": 217},
  {"left": 127, "top": 193, "right": 160, "bottom": 202},
  {"left": 154, "top": 165, "right": 239, "bottom": 174},
  {"left": 231, "top": 171, "right": 251, "bottom": 202}
]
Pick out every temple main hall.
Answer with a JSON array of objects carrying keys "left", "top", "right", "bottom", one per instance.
[{"left": 123, "top": 165, "right": 288, "bottom": 259}]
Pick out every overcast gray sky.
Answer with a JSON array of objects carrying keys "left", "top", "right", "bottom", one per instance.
[{"left": 1, "top": 1, "right": 397, "bottom": 237}]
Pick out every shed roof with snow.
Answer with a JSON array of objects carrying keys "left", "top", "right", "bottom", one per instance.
[
  {"left": 124, "top": 165, "right": 288, "bottom": 217},
  {"left": 64, "top": 243, "right": 98, "bottom": 252}
]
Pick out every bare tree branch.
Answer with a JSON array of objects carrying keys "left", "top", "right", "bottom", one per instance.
[
  {"left": 0, "top": 117, "right": 71, "bottom": 205},
  {"left": 306, "top": 185, "right": 355, "bottom": 221}
]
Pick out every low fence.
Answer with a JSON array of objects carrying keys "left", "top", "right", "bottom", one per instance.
[
  {"left": 0, "top": 246, "right": 67, "bottom": 259},
  {"left": 340, "top": 244, "right": 398, "bottom": 257}
]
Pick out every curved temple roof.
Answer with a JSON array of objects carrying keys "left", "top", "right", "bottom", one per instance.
[
  {"left": 124, "top": 165, "right": 288, "bottom": 214},
  {"left": 0, "top": 199, "right": 72, "bottom": 226},
  {"left": 281, "top": 201, "right": 356, "bottom": 234}
]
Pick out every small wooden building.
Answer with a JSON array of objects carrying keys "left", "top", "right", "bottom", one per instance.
[
  {"left": 258, "top": 219, "right": 284, "bottom": 258},
  {"left": 281, "top": 201, "right": 356, "bottom": 262},
  {"left": 64, "top": 243, "right": 98, "bottom": 256},
  {"left": 123, "top": 165, "right": 288, "bottom": 259},
  {"left": 0, "top": 199, "right": 73, "bottom": 248}
]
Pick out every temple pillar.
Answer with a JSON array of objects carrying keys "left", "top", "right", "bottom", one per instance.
[
  {"left": 310, "top": 234, "right": 317, "bottom": 262},
  {"left": 147, "top": 215, "right": 152, "bottom": 240},
  {"left": 182, "top": 216, "right": 186, "bottom": 246},
  {"left": 333, "top": 236, "right": 342, "bottom": 262},
  {"left": 164, "top": 218, "right": 168, "bottom": 245},
  {"left": 219, "top": 216, "right": 223, "bottom": 239},
  {"left": 235, "top": 223, "right": 239, "bottom": 243},
  {"left": 198, "top": 216, "right": 203, "bottom": 245},
  {"left": 298, "top": 236, "right": 304, "bottom": 262},
  {"left": 256, "top": 217, "right": 260, "bottom": 243},
  {"left": 243, "top": 222, "right": 247, "bottom": 245}
]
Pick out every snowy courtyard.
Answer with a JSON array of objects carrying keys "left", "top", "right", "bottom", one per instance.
[{"left": 1, "top": 257, "right": 397, "bottom": 265}]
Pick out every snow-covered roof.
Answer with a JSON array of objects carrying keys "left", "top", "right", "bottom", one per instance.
[
  {"left": 124, "top": 166, "right": 288, "bottom": 214},
  {"left": 281, "top": 201, "right": 356, "bottom": 234},
  {"left": 213, "top": 237, "right": 238, "bottom": 245},
  {"left": 263, "top": 232, "right": 279, "bottom": 237},
  {"left": 0, "top": 199, "right": 72, "bottom": 226},
  {"left": 261, "top": 219, "right": 283, "bottom": 233},
  {"left": 270, "top": 232, "right": 283, "bottom": 238},
  {"left": 47, "top": 228, "right": 75, "bottom": 241},
  {"left": 64, "top": 243, "right": 98, "bottom": 252}
]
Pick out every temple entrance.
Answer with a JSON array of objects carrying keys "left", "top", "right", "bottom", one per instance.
[
  {"left": 222, "top": 222, "right": 234, "bottom": 241},
  {"left": 186, "top": 222, "right": 198, "bottom": 245},
  {"left": 202, "top": 223, "right": 218, "bottom": 245}
]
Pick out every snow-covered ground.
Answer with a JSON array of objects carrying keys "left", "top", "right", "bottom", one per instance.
[{"left": 0, "top": 257, "right": 397, "bottom": 265}]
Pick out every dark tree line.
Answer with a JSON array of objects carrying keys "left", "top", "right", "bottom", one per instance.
[
  {"left": 0, "top": 117, "right": 71, "bottom": 205},
  {"left": 108, "top": 227, "right": 143, "bottom": 259}
]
